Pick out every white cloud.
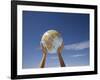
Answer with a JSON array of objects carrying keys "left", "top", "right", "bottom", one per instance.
[
  {"left": 64, "top": 41, "right": 89, "bottom": 50},
  {"left": 71, "top": 54, "right": 86, "bottom": 58}
]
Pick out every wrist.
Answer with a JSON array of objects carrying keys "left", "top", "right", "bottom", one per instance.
[{"left": 43, "top": 54, "right": 46, "bottom": 57}]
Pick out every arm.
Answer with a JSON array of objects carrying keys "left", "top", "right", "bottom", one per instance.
[
  {"left": 57, "top": 42, "right": 66, "bottom": 67},
  {"left": 40, "top": 44, "right": 47, "bottom": 68}
]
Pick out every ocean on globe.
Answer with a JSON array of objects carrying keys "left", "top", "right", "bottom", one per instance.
[{"left": 41, "top": 30, "right": 63, "bottom": 54}]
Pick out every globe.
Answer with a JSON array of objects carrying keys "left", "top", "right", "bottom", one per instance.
[{"left": 41, "top": 30, "right": 63, "bottom": 53}]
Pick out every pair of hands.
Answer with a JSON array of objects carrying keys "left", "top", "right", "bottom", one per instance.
[{"left": 40, "top": 42, "right": 65, "bottom": 68}]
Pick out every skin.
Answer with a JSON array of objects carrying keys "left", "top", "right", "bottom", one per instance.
[
  {"left": 57, "top": 42, "right": 66, "bottom": 67},
  {"left": 39, "top": 44, "right": 47, "bottom": 68},
  {"left": 40, "top": 43, "right": 66, "bottom": 68}
]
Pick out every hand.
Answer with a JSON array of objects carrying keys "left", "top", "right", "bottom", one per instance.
[
  {"left": 57, "top": 42, "right": 64, "bottom": 54},
  {"left": 41, "top": 44, "right": 47, "bottom": 56}
]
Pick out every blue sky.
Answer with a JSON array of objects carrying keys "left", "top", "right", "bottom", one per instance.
[{"left": 22, "top": 11, "right": 89, "bottom": 69}]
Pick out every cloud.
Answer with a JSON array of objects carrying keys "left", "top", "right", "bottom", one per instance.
[
  {"left": 64, "top": 41, "right": 89, "bottom": 50},
  {"left": 71, "top": 54, "right": 86, "bottom": 58}
]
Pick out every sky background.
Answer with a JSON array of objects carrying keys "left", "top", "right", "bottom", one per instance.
[{"left": 22, "top": 11, "right": 89, "bottom": 69}]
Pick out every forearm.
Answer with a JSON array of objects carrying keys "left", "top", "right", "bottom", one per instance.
[
  {"left": 40, "top": 55, "right": 46, "bottom": 68},
  {"left": 58, "top": 53, "right": 66, "bottom": 67}
]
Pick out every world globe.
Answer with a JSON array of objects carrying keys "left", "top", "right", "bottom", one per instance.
[{"left": 41, "top": 30, "right": 63, "bottom": 53}]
